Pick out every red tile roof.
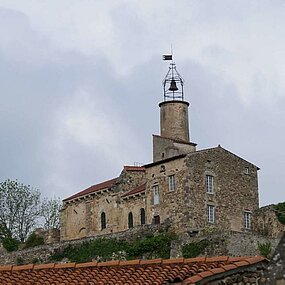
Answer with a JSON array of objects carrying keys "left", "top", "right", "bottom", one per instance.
[
  {"left": 122, "top": 183, "right": 146, "bottom": 198},
  {"left": 63, "top": 177, "right": 118, "bottom": 202},
  {"left": 63, "top": 166, "right": 145, "bottom": 202},
  {"left": 124, "top": 166, "right": 146, "bottom": 171},
  {"left": 0, "top": 256, "right": 267, "bottom": 284}
]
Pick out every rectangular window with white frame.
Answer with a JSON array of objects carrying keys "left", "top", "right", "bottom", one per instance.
[
  {"left": 244, "top": 211, "right": 251, "bottom": 229},
  {"left": 207, "top": 205, "right": 215, "bottom": 223},
  {"left": 153, "top": 185, "right": 160, "bottom": 205},
  {"left": 169, "top": 175, "right": 175, "bottom": 192},
  {"left": 206, "top": 175, "right": 214, "bottom": 194}
]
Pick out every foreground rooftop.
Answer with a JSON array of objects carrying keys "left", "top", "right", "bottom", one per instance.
[{"left": 0, "top": 256, "right": 267, "bottom": 284}]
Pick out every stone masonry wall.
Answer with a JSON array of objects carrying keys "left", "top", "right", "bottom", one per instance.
[
  {"left": 60, "top": 168, "right": 146, "bottom": 241},
  {"left": 0, "top": 229, "right": 282, "bottom": 266},
  {"left": 145, "top": 156, "right": 187, "bottom": 233},
  {"left": 262, "top": 232, "right": 285, "bottom": 284},
  {"left": 253, "top": 205, "right": 285, "bottom": 238},
  {"left": 182, "top": 146, "right": 259, "bottom": 233},
  {"left": 171, "top": 230, "right": 281, "bottom": 258},
  {"left": 0, "top": 224, "right": 168, "bottom": 265}
]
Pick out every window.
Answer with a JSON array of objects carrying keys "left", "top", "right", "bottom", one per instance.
[
  {"left": 140, "top": 208, "right": 146, "bottom": 225},
  {"left": 128, "top": 212, "right": 133, "bottom": 228},
  {"left": 207, "top": 205, "right": 215, "bottom": 223},
  {"left": 153, "top": 215, "right": 160, "bottom": 225},
  {"left": 244, "top": 167, "right": 249, "bottom": 175},
  {"left": 206, "top": 175, "right": 214, "bottom": 194},
  {"left": 101, "top": 212, "right": 106, "bottom": 230},
  {"left": 153, "top": 185, "right": 160, "bottom": 205},
  {"left": 244, "top": 211, "right": 251, "bottom": 229},
  {"left": 169, "top": 175, "right": 175, "bottom": 192}
]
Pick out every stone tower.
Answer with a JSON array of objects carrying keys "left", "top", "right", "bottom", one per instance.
[{"left": 153, "top": 60, "right": 196, "bottom": 162}]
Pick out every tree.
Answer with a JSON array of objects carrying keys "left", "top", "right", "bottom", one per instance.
[
  {"left": 0, "top": 179, "right": 41, "bottom": 242},
  {"left": 40, "top": 197, "right": 61, "bottom": 230}
]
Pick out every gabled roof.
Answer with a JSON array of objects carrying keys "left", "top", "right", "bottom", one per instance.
[
  {"left": 63, "top": 166, "right": 145, "bottom": 202},
  {"left": 145, "top": 145, "right": 259, "bottom": 169},
  {"left": 122, "top": 183, "right": 146, "bottom": 198},
  {"left": 0, "top": 256, "right": 267, "bottom": 284},
  {"left": 63, "top": 177, "right": 118, "bottom": 202}
]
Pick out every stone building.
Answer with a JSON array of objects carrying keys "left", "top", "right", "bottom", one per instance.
[{"left": 60, "top": 61, "right": 260, "bottom": 241}]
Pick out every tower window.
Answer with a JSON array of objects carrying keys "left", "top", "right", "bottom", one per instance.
[
  {"left": 128, "top": 212, "right": 133, "bottom": 229},
  {"left": 169, "top": 175, "right": 175, "bottom": 192},
  {"left": 244, "top": 211, "right": 251, "bottom": 229},
  {"left": 206, "top": 175, "right": 214, "bottom": 194},
  {"left": 140, "top": 208, "right": 145, "bottom": 225},
  {"left": 207, "top": 205, "right": 215, "bottom": 223},
  {"left": 153, "top": 185, "right": 160, "bottom": 205},
  {"left": 101, "top": 212, "right": 106, "bottom": 230}
]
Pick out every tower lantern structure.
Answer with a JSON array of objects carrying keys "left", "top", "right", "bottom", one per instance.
[{"left": 163, "top": 62, "right": 185, "bottom": 101}]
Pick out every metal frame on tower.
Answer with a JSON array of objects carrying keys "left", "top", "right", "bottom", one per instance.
[{"left": 162, "top": 54, "right": 184, "bottom": 101}]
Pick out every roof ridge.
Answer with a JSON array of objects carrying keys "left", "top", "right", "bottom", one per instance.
[{"left": 0, "top": 256, "right": 267, "bottom": 271}]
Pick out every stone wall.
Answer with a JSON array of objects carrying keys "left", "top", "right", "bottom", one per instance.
[
  {"left": 145, "top": 155, "right": 187, "bottom": 233},
  {"left": 253, "top": 205, "right": 285, "bottom": 238},
  {"left": 171, "top": 230, "right": 281, "bottom": 258},
  {"left": 182, "top": 146, "right": 259, "bottom": 233},
  {"left": 35, "top": 228, "right": 60, "bottom": 244},
  {"left": 0, "top": 223, "right": 168, "bottom": 265},
  {"left": 263, "top": 232, "right": 285, "bottom": 284},
  {"left": 1, "top": 226, "right": 282, "bottom": 266},
  {"left": 206, "top": 263, "right": 266, "bottom": 285}
]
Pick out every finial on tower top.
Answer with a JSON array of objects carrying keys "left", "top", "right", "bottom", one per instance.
[{"left": 162, "top": 53, "right": 184, "bottom": 101}]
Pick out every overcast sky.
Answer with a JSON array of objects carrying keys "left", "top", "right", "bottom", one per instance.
[{"left": 0, "top": 1, "right": 284, "bottom": 206}]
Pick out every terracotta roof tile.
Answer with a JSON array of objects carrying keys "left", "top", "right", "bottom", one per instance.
[
  {"left": 0, "top": 256, "right": 267, "bottom": 284},
  {"left": 75, "top": 261, "right": 98, "bottom": 268},
  {"left": 184, "top": 257, "right": 206, "bottom": 263},
  {"left": 123, "top": 166, "right": 146, "bottom": 172},
  {"left": 122, "top": 183, "right": 146, "bottom": 198},
  {"left": 63, "top": 177, "right": 118, "bottom": 201},
  {"left": 0, "top": 265, "right": 13, "bottom": 271},
  {"left": 34, "top": 263, "right": 55, "bottom": 270}
]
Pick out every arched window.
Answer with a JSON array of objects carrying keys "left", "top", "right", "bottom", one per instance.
[
  {"left": 140, "top": 208, "right": 145, "bottom": 225},
  {"left": 101, "top": 212, "right": 106, "bottom": 230},
  {"left": 128, "top": 212, "right": 133, "bottom": 229}
]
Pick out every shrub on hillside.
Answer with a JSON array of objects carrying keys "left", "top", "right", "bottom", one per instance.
[
  {"left": 51, "top": 233, "right": 177, "bottom": 263},
  {"left": 24, "top": 232, "right": 44, "bottom": 249},
  {"left": 2, "top": 237, "right": 20, "bottom": 252},
  {"left": 258, "top": 242, "right": 272, "bottom": 258},
  {"left": 182, "top": 239, "right": 210, "bottom": 258}
]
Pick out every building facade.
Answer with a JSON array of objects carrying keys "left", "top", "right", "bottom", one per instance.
[{"left": 60, "top": 62, "right": 259, "bottom": 241}]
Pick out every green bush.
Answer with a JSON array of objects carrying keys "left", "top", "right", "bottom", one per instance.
[
  {"left": 51, "top": 233, "right": 177, "bottom": 263},
  {"left": 23, "top": 232, "right": 44, "bottom": 249},
  {"left": 182, "top": 239, "right": 210, "bottom": 258},
  {"left": 16, "top": 257, "right": 24, "bottom": 265},
  {"left": 2, "top": 237, "right": 20, "bottom": 252},
  {"left": 274, "top": 202, "right": 285, "bottom": 224},
  {"left": 258, "top": 242, "right": 272, "bottom": 258}
]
